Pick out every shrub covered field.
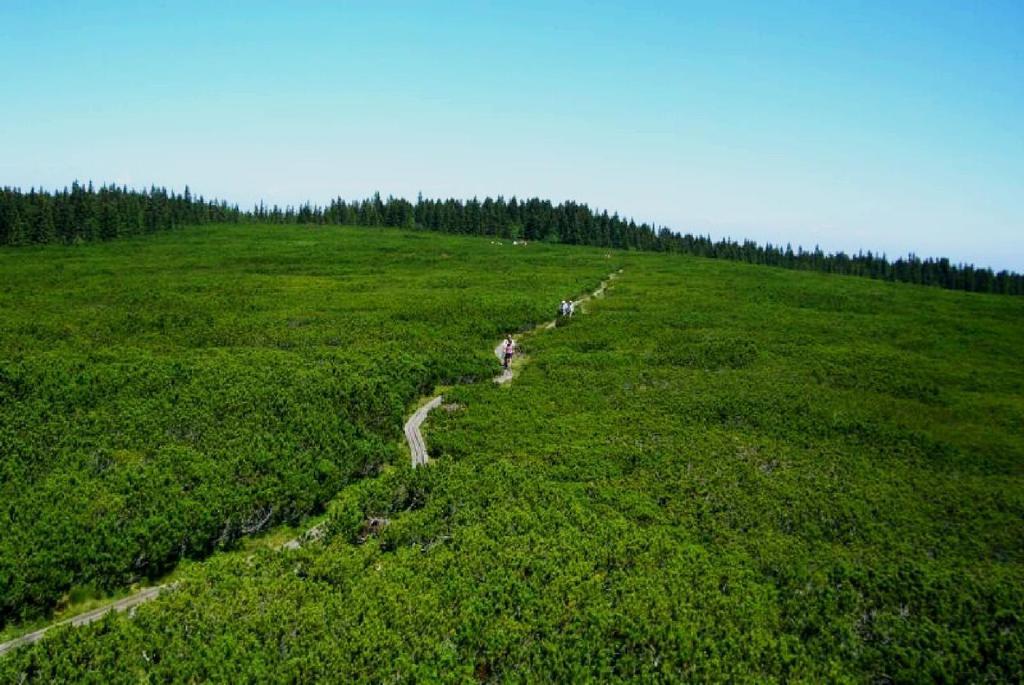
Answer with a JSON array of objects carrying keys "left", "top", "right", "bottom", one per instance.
[
  {"left": 0, "top": 225, "right": 615, "bottom": 624},
  {"left": 2, "top": 227, "right": 1022, "bottom": 681}
]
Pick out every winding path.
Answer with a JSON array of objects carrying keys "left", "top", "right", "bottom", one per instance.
[
  {"left": 406, "top": 269, "right": 620, "bottom": 465},
  {"left": 0, "top": 269, "right": 620, "bottom": 657}
]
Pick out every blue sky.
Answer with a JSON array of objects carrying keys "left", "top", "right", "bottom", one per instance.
[{"left": 2, "top": 1, "right": 1022, "bottom": 269}]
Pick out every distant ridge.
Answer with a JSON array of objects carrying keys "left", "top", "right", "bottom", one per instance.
[{"left": 2, "top": 183, "right": 1021, "bottom": 296}]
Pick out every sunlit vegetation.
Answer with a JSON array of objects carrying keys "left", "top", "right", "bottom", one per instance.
[
  {"left": 3, "top": 183, "right": 1021, "bottom": 295},
  {"left": 0, "top": 224, "right": 615, "bottom": 623},
  {"left": 2, "top": 229, "right": 1020, "bottom": 681}
]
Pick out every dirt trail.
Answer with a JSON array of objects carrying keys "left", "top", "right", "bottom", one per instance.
[{"left": 0, "top": 269, "right": 621, "bottom": 657}]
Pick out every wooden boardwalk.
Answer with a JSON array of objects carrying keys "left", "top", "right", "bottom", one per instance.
[
  {"left": 413, "top": 269, "right": 620, "bottom": 464},
  {"left": 0, "top": 586, "right": 168, "bottom": 657},
  {"left": 0, "top": 269, "right": 621, "bottom": 656},
  {"left": 405, "top": 395, "right": 444, "bottom": 466}
]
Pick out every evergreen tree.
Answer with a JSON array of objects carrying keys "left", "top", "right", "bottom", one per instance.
[{"left": 1, "top": 183, "right": 1020, "bottom": 296}]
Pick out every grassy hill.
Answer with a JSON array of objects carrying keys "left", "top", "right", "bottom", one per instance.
[{"left": 1, "top": 225, "right": 1022, "bottom": 681}]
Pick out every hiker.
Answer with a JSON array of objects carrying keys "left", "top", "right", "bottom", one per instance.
[
  {"left": 502, "top": 335, "right": 515, "bottom": 370},
  {"left": 567, "top": 300, "right": 575, "bottom": 317},
  {"left": 559, "top": 300, "right": 568, "bottom": 317}
]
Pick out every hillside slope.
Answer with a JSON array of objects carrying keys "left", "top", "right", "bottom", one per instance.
[
  {"left": 2, "top": 229, "right": 1022, "bottom": 681},
  {"left": 0, "top": 225, "right": 616, "bottom": 623}
]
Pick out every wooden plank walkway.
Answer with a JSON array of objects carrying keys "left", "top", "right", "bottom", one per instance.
[
  {"left": 405, "top": 395, "right": 444, "bottom": 466},
  {"left": 0, "top": 269, "right": 621, "bottom": 656},
  {"left": 0, "top": 585, "right": 168, "bottom": 657}
]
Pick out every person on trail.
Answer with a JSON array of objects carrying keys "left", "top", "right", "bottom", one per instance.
[
  {"left": 559, "top": 300, "right": 568, "bottom": 317},
  {"left": 502, "top": 335, "right": 515, "bottom": 370},
  {"left": 567, "top": 300, "right": 575, "bottom": 317}
]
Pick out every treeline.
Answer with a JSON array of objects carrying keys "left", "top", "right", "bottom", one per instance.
[
  {"left": 0, "top": 182, "right": 241, "bottom": 244},
  {"left": 2, "top": 183, "right": 1021, "bottom": 295}
]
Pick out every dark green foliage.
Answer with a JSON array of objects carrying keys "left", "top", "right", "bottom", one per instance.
[
  {"left": 0, "top": 225, "right": 615, "bottom": 624},
  {"left": 0, "top": 183, "right": 240, "bottom": 246},
  {"left": 653, "top": 335, "right": 759, "bottom": 370},
  {"left": 2, "top": 241, "right": 1020, "bottom": 681},
  {"left": 2, "top": 183, "right": 1021, "bottom": 295}
]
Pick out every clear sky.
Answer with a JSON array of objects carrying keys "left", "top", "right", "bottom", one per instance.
[{"left": 2, "top": 1, "right": 1022, "bottom": 270}]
